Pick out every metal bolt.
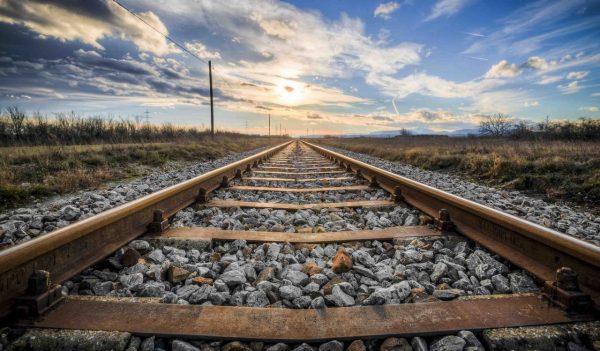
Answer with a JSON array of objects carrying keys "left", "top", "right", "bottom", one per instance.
[
  {"left": 153, "top": 209, "right": 164, "bottom": 222},
  {"left": 221, "top": 176, "right": 229, "bottom": 188},
  {"left": 439, "top": 209, "right": 451, "bottom": 222},
  {"left": 197, "top": 188, "right": 207, "bottom": 203},
  {"left": 27, "top": 270, "right": 50, "bottom": 295},
  {"left": 556, "top": 267, "right": 579, "bottom": 291}
]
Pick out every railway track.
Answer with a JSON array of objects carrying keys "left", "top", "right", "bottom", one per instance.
[{"left": 0, "top": 140, "right": 599, "bottom": 350}]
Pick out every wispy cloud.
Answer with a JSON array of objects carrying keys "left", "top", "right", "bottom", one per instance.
[
  {"left": 374, "top": 2, "right": 400, "bottom": 19},
  {"left": 538, "top": 75, "right": 562, "bottom": 85},
  {"left": 579, "top": 106, "right": 598, "bottom": 112},
  {"left": 424, "top": 0, "right": 473, "bottom": 22},
  {"left": 463, "top": 0, "right": 593, "bottom": 55},
  {"left": 567, "top": 71, "right": 589, "bottom": 80},
  {"left": 559, "top": 80, "right": 582, "bottom": 94},
  {"left": 463, "top": 31, "right": 485, "bottom": 37}
]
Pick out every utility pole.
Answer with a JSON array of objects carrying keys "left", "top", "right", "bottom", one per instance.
[
  {"left": 144, "top": 109, "right": 150, "bottom": 124},
  {"left": 268, "top": 114, "right": 271, "bottom": 137},
  {"left": 209, "top": 60, "right": 214, "bottom": 139},
  {"left": 279, "top": 123, "right": 282, "bottom": 136}
]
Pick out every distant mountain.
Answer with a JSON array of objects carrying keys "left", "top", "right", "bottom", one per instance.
[
  {"left": 333, "top": 127, "right": 481, "bottom": 138},
  {"left": 448, "top": 128, "right": 480, "bottom": 136}
]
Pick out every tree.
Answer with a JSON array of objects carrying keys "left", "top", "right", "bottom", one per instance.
[{"left": 479, "top": 113, "right": 514, "bottom": 137}]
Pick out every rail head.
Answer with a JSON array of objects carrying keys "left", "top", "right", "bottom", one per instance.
[{"left": 302, "top": 140, "right": 600, "bottom": 301}]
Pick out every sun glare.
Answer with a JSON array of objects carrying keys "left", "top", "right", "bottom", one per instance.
[{"left": 276, "top": 79, "right": 304, "bottom": 106}]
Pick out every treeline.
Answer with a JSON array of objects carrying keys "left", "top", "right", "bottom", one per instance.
[
  {"left": 0, "top": 106, "right": 263, "bottom": 147},
  {"left": 479, "top": 114, "right": 600, "bottom": 141}
]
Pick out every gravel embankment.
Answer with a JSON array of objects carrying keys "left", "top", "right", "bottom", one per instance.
[
  {"left": 320, "top": 145, "right": 600, "bottom": 246},
  {"left": 0, "top": 147, "right": 272, "bottom": 249}
]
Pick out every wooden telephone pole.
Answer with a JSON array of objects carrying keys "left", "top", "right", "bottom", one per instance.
[{"left": 209, "top": 60, "right": 214, "bottom": 139}]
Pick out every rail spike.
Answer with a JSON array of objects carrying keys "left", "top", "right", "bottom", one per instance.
[
  {"left": 392, "top": 186, "right": 406, "bottom": 203},
  {"left": 196, "top": 188, "right": 208, "bottom": 204},
  {"left": 148, "top": 209, "right": 170, "bottom": 234},
  {"left": 221, "top": 176, "right": 230, "bottom": 188},
  {"left": 235, "top": 169, "right": 243, "bottom": 180},
  {"left": 435, "top": 209, "right": 454, "bottom": 232},
  {"left": 542, "top": 267, "right": 593, "bottom": 313},
  {"left": 13, "top": 270, "right": 63, "bottom": 317}
]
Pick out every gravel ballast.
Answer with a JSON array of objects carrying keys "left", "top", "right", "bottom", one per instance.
[
  {"left": 319, "top": 145, "right": 600, "bottom": 246},
  {"left": 67, "top": 236, "right": 538, "bottom": 308}
]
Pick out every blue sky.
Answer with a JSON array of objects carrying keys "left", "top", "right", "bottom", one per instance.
[{"left": 0, "top": 0, "right": 599, "bottom": 136}]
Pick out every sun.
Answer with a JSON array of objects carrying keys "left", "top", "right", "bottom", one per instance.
[{"left": 276, "top": 79, "right": 305, "bottom": 106}]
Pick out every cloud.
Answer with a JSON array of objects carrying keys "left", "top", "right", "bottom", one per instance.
[
  {"left": 306, "top": 113, "right": 323, "bottom": 119},
  {"left": 464, "top": 32, "right": 485, "bottom": 37},
  {"left": 592, "top": 92, "right": 600, "bottom": 97},
  {"left": 463, "top": 0, "right": 592, "bottom": 55},
  {"left": 424, "top": 0, "right": 472, "bottom": 22},
  {"left": 579, "top": 106, "right": 598, "bottom": 112},
  {"left": 141, "top": 0, "right": 422, "bottom": 113},
  {"left": 485, "top": 60, "right": 521, "bottom": 78},
  {"left": 374, "top": 2, "right": 400, "bottom": 19},
  {"left": 371, "top": 115, "right": 395, "bottom": 121},
  {"left": 523, "top": 56, "right": 550, "bottom": 70},
  {"left": 566, "top": 71, "right": 589, "bottom": 80},
  {"left": 184, "top": 42, "right": 221, "bottom": 60},
  {"left": 0, "top": 0, "right": 174, "bottom": 55},
  {"left": 538, "top": 75, "right": 562, "bottom": 85},
  {"left": 558, "top": 81, "right": 582, "bottom": 94},
  {"left": 524, "top": 100, "right": 539, "bottom": 107}
]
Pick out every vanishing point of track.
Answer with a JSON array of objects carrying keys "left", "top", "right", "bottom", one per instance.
[{"left": 0, "top": 140, "right": 599, "bottom": 341}]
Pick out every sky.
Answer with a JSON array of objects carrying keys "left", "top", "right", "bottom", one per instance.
[{"left": 0, "top": 0, "right": 599, "bottom": 136}]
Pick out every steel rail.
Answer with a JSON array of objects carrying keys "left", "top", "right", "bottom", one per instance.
[
  {"left": 0, "top": 141, "right": 293, "bottom": 317},
  {"left": 302, "top": 140, "right": 600, "bottom": 302}
]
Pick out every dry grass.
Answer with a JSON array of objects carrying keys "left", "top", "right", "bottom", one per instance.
[
  {"left": 0, "top": 135, "right": 287, "bottom": 210},
  {"left": 317, "top": 136, "right": 600, "bottom": 208}
]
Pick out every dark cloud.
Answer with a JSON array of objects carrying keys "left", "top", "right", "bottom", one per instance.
[
  {"left": 75, "top": 50, "right": 155, "bottom": 76},
  {"left": 307, "top": 113, "right": 323, "bottom": 119},
  {"left": 371, "top": 115, "right": 394, "bottom": 121},
  {"left": 0, "top": 0, "right": 172, "bottom": 55}
]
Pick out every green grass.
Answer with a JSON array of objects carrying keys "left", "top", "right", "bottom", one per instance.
[
  {"left": 317, "top": 136, "right": 600, "bottom": 209},
  {"left": 0, "top": 135, "right": 287, "bottom": 211}
]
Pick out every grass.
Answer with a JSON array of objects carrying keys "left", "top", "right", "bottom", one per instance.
[
  {"left": 0, "top": 135, "right": 287, "bottom": 211},
  {"left": 316, "top": 136, "right": 600, "bottom": 209}
]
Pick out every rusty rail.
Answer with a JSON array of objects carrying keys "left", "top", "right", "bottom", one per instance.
[
  {"left": 302, "top": 140, "right": 600, "bottom": 303},
  {"left": 0, "top": 141, "right": 293, "bottom": 318}
]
